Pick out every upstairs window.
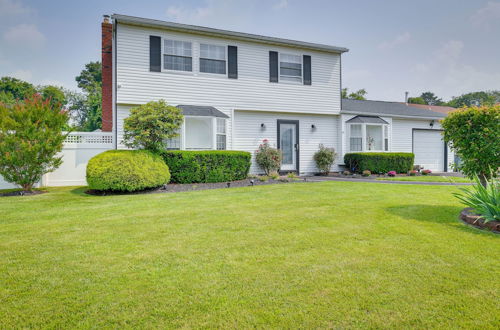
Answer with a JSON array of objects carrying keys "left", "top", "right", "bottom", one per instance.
[
  {"left": 200, "top": 44, "right": 226, "bottom": 74},
  {"left": 279, "top": 53, "right": 302, "bottom": 83},
  {"left": 164, "top": 40, "right": 192, "bottom": 72}
]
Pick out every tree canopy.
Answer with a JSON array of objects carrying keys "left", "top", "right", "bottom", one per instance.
[
  {"left": 75, "top": 61, "right": 102, "bottom": 92},
  {"left": 448, "top": 91, "right": 500, "bottom": 108},
  {"left": 342, "top": 88, "right": 367, "bottom": 100},
  {"left": 441, "top": 105, "right": 500, "bottom": 186}
]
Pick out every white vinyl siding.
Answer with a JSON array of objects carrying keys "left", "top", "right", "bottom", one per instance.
[
  {"left": 115, "top": 23, "right": 341, "bottom": 115},
  {"left": 233, "top": 111, "right": 339, "bottom": 174}
]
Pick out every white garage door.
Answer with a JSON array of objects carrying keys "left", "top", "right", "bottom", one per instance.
[{"left": 413, "top": 130, "right": 444, "bottom": 172}]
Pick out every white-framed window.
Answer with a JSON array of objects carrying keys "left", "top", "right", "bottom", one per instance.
[
  {"left": 349, "top": 124, "right": 363, "bottom": 152},
  {"left": 200, "top": 44, "right": 226, "bottom": 74},
  {"left": 164, "top": 39, "right": 192, "bottom": 72},
  {"left": 348, "top": 123, "right": 389, "bottom": 152},
  {"left": 216, "top": 118, "right": 226, "bottom": 150},
  {"left": 165, "top": 131, "right": 181, "bottom": 150},
  {"left": 185, "top": 117, "right": 213, "bottom": 150},
  {"left": 279, "top": 53, "right": 302, "bottom": 83}
]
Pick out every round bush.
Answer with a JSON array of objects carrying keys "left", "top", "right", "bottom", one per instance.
[{"left": 87, "top": 150, "right": 170, "bottom": 192}]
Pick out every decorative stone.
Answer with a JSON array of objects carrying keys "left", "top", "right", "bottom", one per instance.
[{"left": 459, "top": 208, "right": 500, "bottom": 233}]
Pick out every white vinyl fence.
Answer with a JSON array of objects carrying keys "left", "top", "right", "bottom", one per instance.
[{"left": 0, "top": 132, "right": 113, "bottom": 189}]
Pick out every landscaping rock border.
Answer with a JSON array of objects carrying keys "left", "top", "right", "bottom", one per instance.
[
  {"left": 0, "top": 190, "right": 47, "bottom": 197},
  {"left": 459, "top": 208, "right": 500, "bottom": 233},
  {"left": 86, "top": 178, "right": 305, "bottom": 196}
]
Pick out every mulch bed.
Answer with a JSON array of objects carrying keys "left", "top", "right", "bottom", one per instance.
[
  {"left": 86, "top": 178, "right": 305, "bottom": 196},
  {"left": 0, "top": 190, "right": 47, "bottom": 197},
  {"left": 459, "top": 208, "right": 500, "bottom": 233}
]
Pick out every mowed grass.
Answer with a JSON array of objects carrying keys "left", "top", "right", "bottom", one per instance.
[
  {"left": 377, "top": 175, "right": 471, "bottom": 183},
  {"left": 0, "top": 182, "right": 498, "bottom": 328}
]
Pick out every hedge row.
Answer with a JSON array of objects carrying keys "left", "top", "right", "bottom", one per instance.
[
  {"left": 344, "top": 152, "right": 414, "bottom": 174},
  {"left": 87, "top": 150, "right": 170, "bottom": 192},
  {"left": 160, "top": 150, "right": 251, "bottom": 183}
]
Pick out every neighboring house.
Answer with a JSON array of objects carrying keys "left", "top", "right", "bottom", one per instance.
[{"left": 101, "top": 14, "right": 452, "bottom": 174}]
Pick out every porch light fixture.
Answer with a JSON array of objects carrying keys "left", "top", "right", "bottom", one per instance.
[
  {"left": 260, "top": 123, "right": 265, "bottom": 129},
  {"left": 311, "top": 124, "right": 316, "bottom": 130},
  {"left": 430, "top": 120, "right": 435, "bottom": 128}
]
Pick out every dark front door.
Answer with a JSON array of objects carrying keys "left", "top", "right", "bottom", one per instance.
[{"left": 277, "top": 120, "right": 299, "bottom": 172}]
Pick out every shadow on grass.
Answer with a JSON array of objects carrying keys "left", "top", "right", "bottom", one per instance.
[
  {"left": 386, "top": 204, "right": 494, "bottom": 236},
  {"left": 69, "top": 186, "right": 91, "bottom": 197}
]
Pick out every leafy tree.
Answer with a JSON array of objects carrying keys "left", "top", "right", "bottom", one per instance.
[
  {"left": 419, "top": 91, "right": 444, "bottom": 105},
  {"left": 75, "top": 61, "right": 102, "bottom": 92},
  {"left": 441, "top": 105, "right": 500, "bottom": 187},
  {"left": 407, "top": 96, "right": 426, "bottom": 105},
  {"left": 0, "top": 94, "right": 69, "bottom": 191},
  {"left": 342, "top": 88, "right": 367, "bottom": 100},
  {"left": 448, "top": 91, "right": 499, "bottom": 108},
  {"left": 39, "top": 85, "right": 66, "bottom": 108},
  {"left": 0, "top": 77, "right": 36, "bottom": 102},
  {"left": 123, "top": 100, "right": 184, "bottom": 152}
]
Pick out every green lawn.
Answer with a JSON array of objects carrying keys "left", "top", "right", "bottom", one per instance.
[
  {"left": 377, "top": 175, "right": 471, "bottom": 183},
  {"left": 0, "top": 182, "right": 498, "bottom": 328}
]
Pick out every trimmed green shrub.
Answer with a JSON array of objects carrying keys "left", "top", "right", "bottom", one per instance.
[
  {"left": 313, "top": 144, "right": 336, "bottom": 175},
  {"left": 344, "top": 152, "right": 414, "bottom": 174},
  {"left": 87, "top": 150, "right": 170, "bottom": 192},
  {"left": 160, "top": 150, "right": 251, "bottom": 183}
]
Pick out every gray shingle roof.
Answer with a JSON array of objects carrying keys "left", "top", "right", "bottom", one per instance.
[
  {"left": 176, "top": 105, "right": 229, "bottom": 118},
  {"left": 112, "top": 14, "right": 349, "bottom": 54},
  {"left": 342, "top": 99, "right": 446, "bottom": 119}
]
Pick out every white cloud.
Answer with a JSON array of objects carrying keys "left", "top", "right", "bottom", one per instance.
[
  {"left": 0, "top": 0, "right": 31, "bottom": 16},
  {"left": 471, "top": 1, "right": 500, "bottom": 30},
  {"left": 3, "top": 24, "right": 46, "bottom": 48},
  {"left": 166, "top": 4, "right": 213, "bottom": 23},
  {"left": 377, "top": 32, "right": 411, "bottom": 50},
  {"left": 8, "top": 69, "right": 32, "bottom": 81},
  {"left": 273, "top": 0, "right": 289, "bottom": 10},
  {"left": 39, "top": 79, "right": 66, "bottom": 88}
]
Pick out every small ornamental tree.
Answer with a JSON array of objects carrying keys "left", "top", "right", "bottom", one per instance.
[
  {"left": 0, "top": 94, "right": 69, "bottom": 191},
  {"left": 123, "top": 100, "right": 183, "bottom": 152},
  {"left": 255, "top": 139, "right": 282, "bottom": 175},
  {"left": 441, "top": 105, "right": 500, "bottom": 186},
  {"left": 313, "top": 144, "right": 336, "bottom": 175}
]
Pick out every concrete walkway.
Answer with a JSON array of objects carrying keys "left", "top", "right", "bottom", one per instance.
[{"left": 305, "top": 176, "right": 472, "bottom": 186}]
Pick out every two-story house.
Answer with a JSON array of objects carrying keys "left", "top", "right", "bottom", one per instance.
[{"left": 102, "top": 14, "right": 452, "bottom": 174}]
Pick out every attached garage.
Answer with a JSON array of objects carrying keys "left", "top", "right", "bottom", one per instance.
[{"left": 413, "top": 129, "right": 446, "bottom": 172}]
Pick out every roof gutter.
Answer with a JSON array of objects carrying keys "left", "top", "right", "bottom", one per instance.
[{"left": 112, "top": 14, "right": 349, "bottom": 54}]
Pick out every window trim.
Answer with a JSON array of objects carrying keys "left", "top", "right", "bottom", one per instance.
[
  {"left": 216, "top": 118, "right": 227, "bottom": 150},
  {"left": 199, "top": 43, "right": 228, "bottom": 76},
  {"left": 278, "top": 52, "right": 303, "bottom": 84},
  {"left": 162, "top": 37, "right": 193, "bottom": 74},
  {"left": 348, "top": 122, "right": 390, "bottom": 152}
]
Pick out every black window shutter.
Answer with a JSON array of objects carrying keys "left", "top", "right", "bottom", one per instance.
[
  {"left": 228, "top": 46, "right": 238, "bottom": 79},
  {"left": 150, "top": 36, "right": 161, "bottom": 72},
  {"left": 269, "top": 51, "right": 279, "bottom": 82},
  {"left": 303, "top": 55, "right": 311, "bottom": 85}
]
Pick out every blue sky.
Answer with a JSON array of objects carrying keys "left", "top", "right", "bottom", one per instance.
[{"left": 1, "top": 0, "right": 499, "bottom": 101}]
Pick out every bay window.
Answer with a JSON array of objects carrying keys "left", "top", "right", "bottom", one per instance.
[
  {"left": 216, "top": 118, "right": 226, "bottom": 150},
  {"left": 347, "top": 116, "right": 389, "bottom": 152},
  {"left": 185, "top": 117, "right": 213, "bottom": 150}
]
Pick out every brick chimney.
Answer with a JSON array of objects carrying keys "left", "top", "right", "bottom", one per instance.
[{"left": 101, "top": 15, "right": 113, "bottom": 132}]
